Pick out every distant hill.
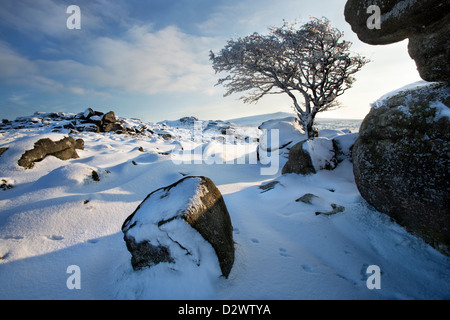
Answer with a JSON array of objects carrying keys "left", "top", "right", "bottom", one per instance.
[{"left": 227, "top": 112, "right": 297, "bottom": 126}]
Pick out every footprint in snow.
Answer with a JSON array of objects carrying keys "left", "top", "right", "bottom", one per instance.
[
  {"left": 1, "top": 235, "right": 24, "bottom": 240},
  {"left": 87, "top": 239, "right": 99, "bottom": 244},
  {"left": 251, "top": 238, "right": 259, "bottom": 244},
  {"left": 45, "top": 235, "right": 64, "bottom": 241},
  {"left": 301, "top": 264, "right": 316, "bottom": 273},
  {"left": 279, "top": 248, "right": 293, "bottom": 258}
]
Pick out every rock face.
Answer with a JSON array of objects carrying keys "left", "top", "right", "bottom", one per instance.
[
  {"left": 122, "top": 176, "right": 235, "bottom": 278},
  {"left": 344, "top": 0, "right": 450, "bottom": 82},
  {"left": 18, "top": 136, "right": 85, "bottom": 169},
  {"left": 352, "top": 83, "right": 450, "bottom": 255}
]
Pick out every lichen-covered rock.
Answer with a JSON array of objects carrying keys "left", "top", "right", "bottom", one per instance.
[
  {"left": 122, "top": 176, "right": 235, "bottom": 278},
  {"left": 408, "top": 15, "right": 450, "bottom": 83},
  {"left": 352, "top": 82, "right": 450, "bottom": 255},
  {"left": 18, "top": 136, "right": 84, "bottom": 169},
  {"left": 344, "top": 0, "right": 450, "bottom": 82},
  {"left": 344, "top": 0, "right": 448, "bottom": 45}
]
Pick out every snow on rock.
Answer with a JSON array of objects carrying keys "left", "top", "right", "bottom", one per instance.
[
  {"left": 257, "top": 117, "right": 306, "bottom": 170},
  {"left": 303, "top": 138, "right": 337, "bottom": 172},
  {"left": 282, "top": 137, "right": 338, "bottom": 175},
  {"left": 258, "top": 117, "right": 305, "bottom": 152},
  {"left": 122, "top": 176, "right": 234, "bottom": 278},
  {"left": 432, "top": 101, "right": 450, "bottom": 121},
  {"left": 371, "top": 81, "right": 439, "bottom": 110},
  {"left": 332, "top": 133, "right": 359, "bottom": 162},
  {"left": 35, "top": 163, "right": 103, "bottom": 189}
]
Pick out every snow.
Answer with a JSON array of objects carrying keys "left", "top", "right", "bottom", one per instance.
[
  {"left": 0, "top": 112, "right": 449, "bottom": 300},
  {"left": 302, "top": 138, "right": 335, "bottom": 171},
  {"left": 371, "top": 80, "right": 436, "bottom": 109},
  {"left": 432, "top": 101, "right": 450, "bottom": 121}
]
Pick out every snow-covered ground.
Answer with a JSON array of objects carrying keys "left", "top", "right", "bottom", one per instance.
[{"left": 0, "top": 112, "right": 449, "bottom": 300}]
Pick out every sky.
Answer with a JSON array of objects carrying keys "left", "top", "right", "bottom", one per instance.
[{"left": 0, "top": 0, "right": 422, "bottom": 122}]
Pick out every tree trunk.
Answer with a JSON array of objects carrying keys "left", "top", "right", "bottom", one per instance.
[{"left": 298, "top": 113, "right": 318, "bottom": 139}]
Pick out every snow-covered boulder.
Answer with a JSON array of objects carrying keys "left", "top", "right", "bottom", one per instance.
[
  {"left": 258, "top": 117, "right": 305, "bottom": 152},
  {"left": 282, "top": 138, "right": 337, "bottom": 175},
  {"left": 122, "top": 176, "right": 235, "bottom": 278},
  {"left": 257, "top": 117, "right": 306, "bottom": 166},
  {"left": 353, "top": 82, "right": 450, "bottom": 255}
]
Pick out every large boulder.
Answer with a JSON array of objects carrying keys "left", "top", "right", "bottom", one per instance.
[
  {"left": 18, "top": 136, "right": 84, "bottom": 169},
  {"left": 122, "top": 176, "right": 235, "bottom": 278},
  {"left": 352, "top": 82, "right": 450, "bottom": 255},
  {"left": 344, "top": 0, "right": 450, "bottom": 82}
]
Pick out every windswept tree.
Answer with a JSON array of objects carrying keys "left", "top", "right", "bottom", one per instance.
[{"left": 210, "top": 17, "right": 369, "bottom": 138}]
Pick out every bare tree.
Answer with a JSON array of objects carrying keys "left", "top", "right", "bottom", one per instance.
[{"left": 210, "top": 17, "right": 369, "bottom": 138}]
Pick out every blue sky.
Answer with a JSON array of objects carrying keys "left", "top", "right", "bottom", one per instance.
[{"left": 0, "top": 0, "right": 421, "bottom": 122}]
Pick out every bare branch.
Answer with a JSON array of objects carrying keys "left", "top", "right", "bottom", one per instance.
[{"left": 210, "top": 17, "right": 369, "bottom": 138}]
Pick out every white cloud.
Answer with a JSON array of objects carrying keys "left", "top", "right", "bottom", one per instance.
[
  {"left": 84, "top": 25, "right": 215, "bottom": 94},
  {"left": 0, "top": 41, "right": 64, "bottom": 92},
  {"left": 0, "top": 22, "right": 217, "bottom": 97}
]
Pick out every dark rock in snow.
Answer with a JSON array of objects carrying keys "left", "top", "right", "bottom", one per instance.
[
  {"left": 282, "top": 138, "right": 337, "bottom": 175},
  {"left": 282, "top": 140, "right": 316, "bottom": 175},
  {"left": 122, "top": 176, "right": 235, "bottom": 278},
  {"left": 259, "top": 181, "right": 281, "bottom": 193},
  {"left": 18, "top": 136, "right": 84, "bottom": 169},
  {"left": 296, "top": 193, "right": 319, "bottom": 204},
  {"left": 0, "top": 147, "right": 8, "bottom": 158},
  {"left": 103, "top": 122, "right": 125, "bottom": 134},
  {"left": 315, "top": 204, "right": 345, "bottom": 216},
  {"left": 102, "top": 111, "right": 117, "bottom": 124},
  {"left": 91, "top": 170, "right": 100, "bottom": 182},
  {"left": 352, "top": 82, "right": 450, "bottom": 255},
  {"left": 74, "top": 139, "right": 84, "bottom": 150},
  {"left": 83, "top": 108, "right": 95, "bottom": 119},
  {"left": 1, "top": 178, "right": 14, "bottom": 191}
]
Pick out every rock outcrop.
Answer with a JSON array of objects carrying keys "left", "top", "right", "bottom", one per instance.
[
  {"left": 122, "top": 176, "right": 235, "bottom": 278},
  {"left": 352, "top": 82, "right": 450, "bottom": 255},
  {"left": 344, "top": 0, "right": 450, "bottom": 82},
  {"left": 18, "top": 136, "right": 85, "bottom": 169}
]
